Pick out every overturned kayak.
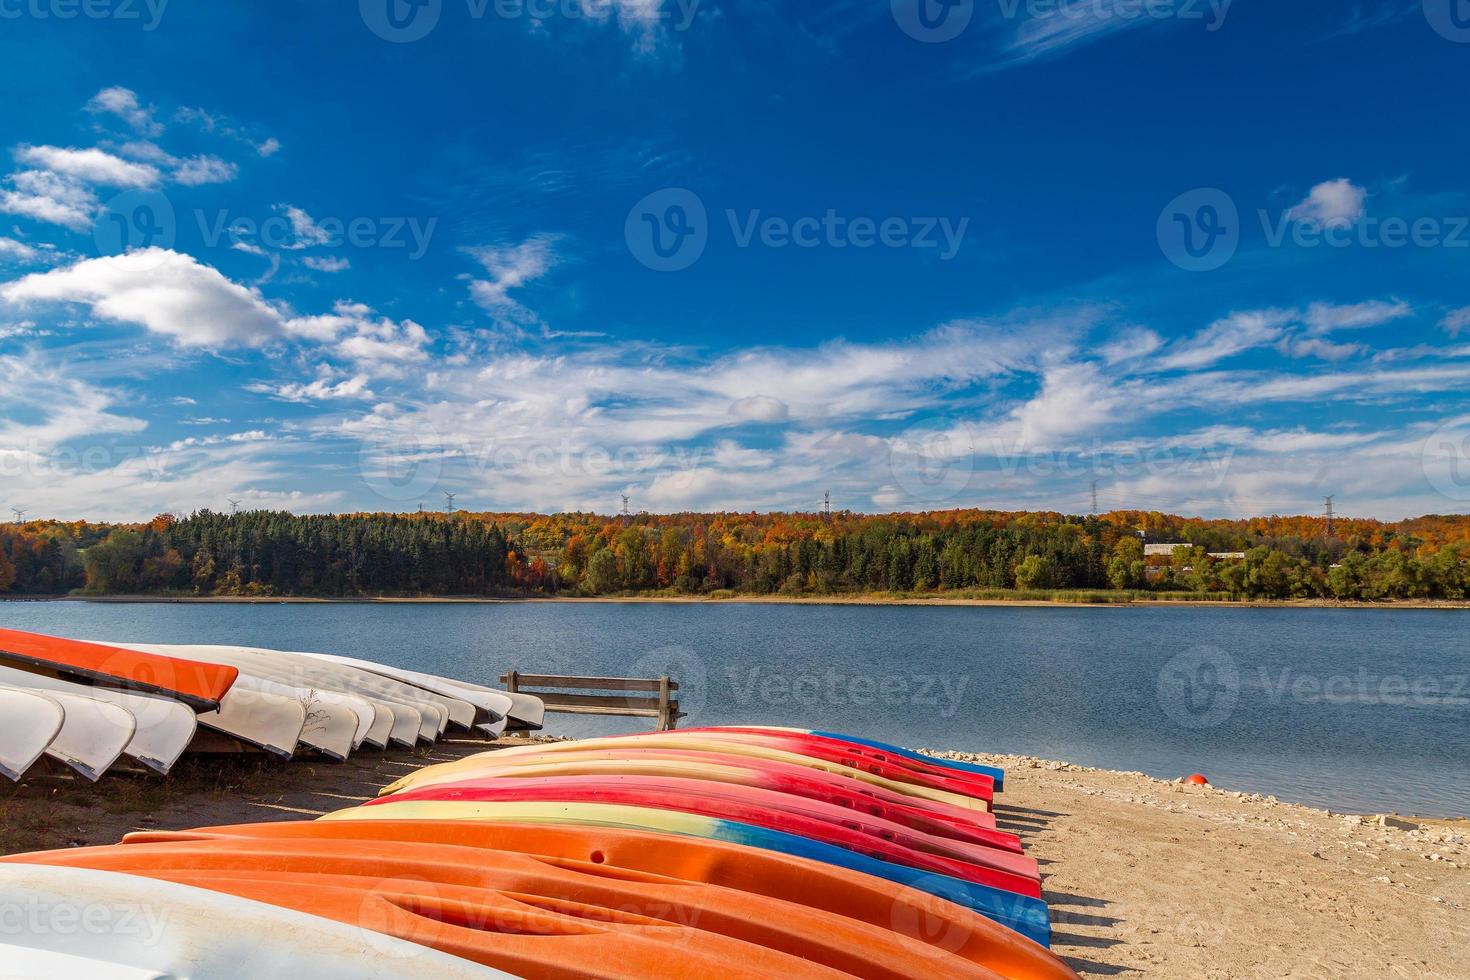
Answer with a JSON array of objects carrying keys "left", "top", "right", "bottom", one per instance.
[
  {"left": 0, "top": 664, "right": 197, "bottom": 774},
  {"left": 391, "top": 753, "right": 1018, "bottom": 850},
  {"left": 0, "top": 629, "right": 237, "bottom": 710},
  {"left": 384, "top": 734, "right": 991, "bottom": 811},
  {"left": 0, "top": 864, "right": 507, "bottom": 979},
  {"left": 363, "top": 778, "right": 1041, "bottom": 896},
  {"left": 0, "top": 687, "right": 64, "bottom": 780},
  {"left": 120, "top": 819, "right": 1068, "bottom": 972},
  {"left": 195, "top": 685, "right": 308, "bottom": 759},
  {"left": 322, "top": 799, "right": 1052, "bottom": 944},
  {"left": 10, "top": 836, "right": 1042, "bottom": 979},
  {"left": 749, "top": 726, "right": 1007, "bottom": 790}
]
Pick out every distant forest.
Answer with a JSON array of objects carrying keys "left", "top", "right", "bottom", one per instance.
[{"left": 2, "top": 508, "right": 1470, "bottom": 602}]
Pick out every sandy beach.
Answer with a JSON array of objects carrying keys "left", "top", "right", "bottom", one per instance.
[{"left": 3, "top": 740, "right": 1465, "bottom": 978}]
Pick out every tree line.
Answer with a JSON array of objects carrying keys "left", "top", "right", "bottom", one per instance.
[{"left": 0, "top": 508, "right": 1468, "bottom": 601}]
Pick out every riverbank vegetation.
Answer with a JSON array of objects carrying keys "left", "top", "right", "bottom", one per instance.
[{"left": 2, "top": 508, "right": 1469, "bottom": 602}]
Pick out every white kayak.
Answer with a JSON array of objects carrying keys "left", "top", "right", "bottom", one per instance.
[
  {"left": 0, "top": 688, "right": 65, "bottom": 780},
  {"left": 0, "top": 682, "right": 135, "bottom": 782},
  {"left": 130, "top": 644, "right": 457, "bottom": 744},
  {"left": 288, "top": 651, "right": 514, "bottom": 735},
  {"left": 0, "top": 865, "right": 509, "bottom": 979},
  {"left": 0, "top": 665, "right": 197, "bottom": 775}
]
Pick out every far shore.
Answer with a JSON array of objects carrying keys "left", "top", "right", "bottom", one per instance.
[{"left": 4, "top": 593, "right": 1470, "bottom": 610}]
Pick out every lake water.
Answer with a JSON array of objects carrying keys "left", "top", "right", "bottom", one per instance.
[{"left": 2, "top": 601, "right": 1466, "bottom": 816}]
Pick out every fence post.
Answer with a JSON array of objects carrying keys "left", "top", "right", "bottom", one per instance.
[{"left": 657, "top": 675, "right": 672, "bottom": 731}]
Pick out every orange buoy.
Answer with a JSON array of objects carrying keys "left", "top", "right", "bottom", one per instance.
[{"left": 1186, "top": 774, "right": 1210, "bottom": 786}]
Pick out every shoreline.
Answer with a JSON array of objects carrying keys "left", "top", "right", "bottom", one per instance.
[{"left": 5, "top": 593, "right": 1470, "bottom": 610}]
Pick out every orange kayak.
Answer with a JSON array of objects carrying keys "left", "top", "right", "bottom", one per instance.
[
  {"left": 8, "top": 835, "right": 1022, "bottom": 979},
  {"left": 0, "top": 629, "right": 238, "bottom": 710},
  {"left": 116, "top": 821, "right": 1074, "bottom": 977}
]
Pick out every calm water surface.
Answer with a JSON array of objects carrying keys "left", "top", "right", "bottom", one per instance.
[{"left": 2, "top": 602, "right": 1466, "bottom": 816}]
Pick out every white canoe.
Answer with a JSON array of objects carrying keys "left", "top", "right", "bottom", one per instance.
[
  {"left": 0, "top": 865, "right": 509, "bottom": 979},
  {"left": 289, "top": 651, "right": 514, "bottom": 735},
  {"left": 198, "top": 686, "right": 307, "bottom": 759},
  {"left": 0, "top": 688, "right": 65, "bottom": 781},
  {"left": 0, "top": 683, "right": 135, "bottom": 782},
  {"left": 114, "top": 644, "right": 392, "bottom": 753},
  {"left": 0, "top": 665, "right": 194, "bottom": 775},
  {"left": 132, "top": 644, "right": 455, "bottom": 744}
]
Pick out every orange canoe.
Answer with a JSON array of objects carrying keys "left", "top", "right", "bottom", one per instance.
[
  {"left": 0, "top": 629, "right": 238, "bottom": 710},
  {"left": 115, "top": 821, "right": 1074, "bottom": 977},
  {"left": 8, "top": 836, "right": 1024, "bottom": 979}
]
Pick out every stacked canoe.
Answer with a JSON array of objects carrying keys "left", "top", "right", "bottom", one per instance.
[
  {"left": 2, "top": 726, "right": 1077, "bottom": 978},
  {"left": 0, "top": 628, "right": 543, "bottom": 781}
]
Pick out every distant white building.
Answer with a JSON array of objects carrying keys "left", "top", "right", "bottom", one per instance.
[{"left": 1145, "top": 544, "right": 1245, "bottom": 560}]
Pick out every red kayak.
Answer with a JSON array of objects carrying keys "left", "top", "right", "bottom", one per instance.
[
  {"left": 0, "top": 628, "right": 238, "bottom": 710},
  {"left": 679, "top": 727, "right": 1000, "bottom": 798},
  {"left": 369, "top": 774, "right": 1042, "bottom": 898},
  {"left": 420, "top": 748, "right": 1017, "bottom": 852},
  {"left": 607, "top": 728, "right": 994, "bottom": 804}
]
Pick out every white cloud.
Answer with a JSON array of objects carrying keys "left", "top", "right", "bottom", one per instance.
[
  {"left": 86, "top": 87, "right": 162, "bottom": 136},
  {"left": 256, "top": 138, "right": 282, "bottom": 158},
  {"left": 1097, "top": 327, "right": 1163, "bottom": 364},
  {"left": 729, "top": 395, "right": 790, "bottom": 422},
  {"left": 248, "top": 374, "right": 374, "bottom": 402},
  {"left": 1, "top": 248, "right": 289, "bottom": 348},
  {"left": 0, "top": 237, "right": 52, "bottom": 264},
  {"left": 1441, "top": 307, "right": 1470, "bottom": 337},
  {"left": 0, "top": 170, "right": 99, "bottom": 231},
  {"left": 172, "top": 154, "right": 238, "bottom": 186},
  {"left": 465, "top": 235, "right": 560, "bottom": 324},
  {"left": 277, "top": 205, "right": 332, "bottom": 248},
  {"left": 1285, "top": 178, "right": 1367, "bottom": 228},
  {"left": 14, "top": 145, "right": 160, "bottom": 188},
  {"left": 1154, "top": 309, "right": 1294, "bottom": 371},
  {"left": 1304, "top": 299, "right": 1412, "bottom": 334},
  {"left": 302, "top": 255, "right": 350, "bottom": 272}
]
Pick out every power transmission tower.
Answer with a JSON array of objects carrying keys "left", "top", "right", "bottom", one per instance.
[
  {"left": 9, "top": 507, "right": 24, "bottom": 524},
  {"left": 1323, "top": 496, "right": 1336, "bottom": 537},
  {"left": 227, "top": 498, "right": 241, "bottom": 516},
  {"left": 822, "top": 490, "right": 832, "bottom": 521},
  {"left": 1090, "top": 481, "right": 1099, "bottom": 516},
  {"left": 444, "top": 492, "right": 456, "bottom": 516},
  {"left": 620, "top": 494, "right": 631, "bottom": 525}
]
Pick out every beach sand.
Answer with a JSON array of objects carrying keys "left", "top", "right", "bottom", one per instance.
[{"left": 2, "top": 741, "right": 1466, "bottom": 978}]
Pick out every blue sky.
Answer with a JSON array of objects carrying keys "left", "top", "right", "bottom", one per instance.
[{"left": 2, "top": 0, "right": 1469, "bottom": 521}]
